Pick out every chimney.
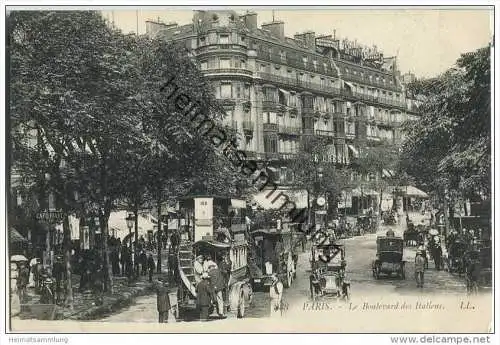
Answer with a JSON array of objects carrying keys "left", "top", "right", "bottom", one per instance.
[
  {"left": 294, "top": 31, "right": 316, "bottom": 49},
  {"left": 261, "top": 21, "right": 285, "bottom": 39},
  {"left": 240, "top": 11, "right": 257, "bottom": 30},
  {"left": 145, "top": 20, "right": 167, "bottom": 36}
]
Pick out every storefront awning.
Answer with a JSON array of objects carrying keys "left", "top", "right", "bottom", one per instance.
[
  {"left": 9, "top": 227, "right": 27, "bottom": 244},
  {"left": 231, "top": 198, "right": 246, "bottom": 209},
  {"left": 382, "top": 169, "right": 394, "bottom": 178},
  {"left": 347, "top": 144, "right": 359, "bottom": 158},
  {"left": 344, "top": 81, "right": 354, "bottom": 89}
]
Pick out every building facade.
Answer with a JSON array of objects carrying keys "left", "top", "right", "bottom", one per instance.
[{"left": 146, "top": 10, "right": 420, "bottom": 185}]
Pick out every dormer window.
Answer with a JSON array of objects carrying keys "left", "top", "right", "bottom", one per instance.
[{"left": 212, "top": 14, "right": 219, "bottom": 22}]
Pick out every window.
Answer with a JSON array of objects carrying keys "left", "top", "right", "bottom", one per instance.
[
  {"left": 200, "top": 36, "right": 206, "bottom": 44},
  {"left": 220, "top": 58, "right": 230, "bottom": 69},
  {"left": 264, "top": 135, "right": 278, "bottom": 153},
  {"left": 302, "top": 56, "right": 308, "bottom": 67},
  {"left": 236, "top": 84, "right": 241, "bottom": 98},
  {"left": 241, "top": 59, "right": 246, "bottom": 69},
  {"left": 313, "top": 60, "right": 317, "bottom": 70},
  {"left": 219, "top": 34, "right": 229, "bottom": 44},
  {"left": 221, "top": 83, "right": 232, "bottom": 98},
  {"left": 200, "top": 61, "right": 208, "bottom": 70},
  {"left": 280, "top": 51, "right": 286, "bottom": 62}
]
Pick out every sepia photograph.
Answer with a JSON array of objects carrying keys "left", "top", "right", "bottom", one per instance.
[{"left": 3, "top": 2, "right": 495, "bottom": 337}]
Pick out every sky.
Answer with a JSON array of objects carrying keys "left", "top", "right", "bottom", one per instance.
[{"left": 103, "top": 7, "right": 493, "bottom": 78}]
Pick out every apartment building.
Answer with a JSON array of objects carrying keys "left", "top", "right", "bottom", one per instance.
[{"left": 145, "top": 10, "right": 420, "bottom": 184}]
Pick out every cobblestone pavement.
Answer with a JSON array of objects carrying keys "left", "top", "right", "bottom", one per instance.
[{"left": 100, "top": 213, "right": 478, "bottom": 324}]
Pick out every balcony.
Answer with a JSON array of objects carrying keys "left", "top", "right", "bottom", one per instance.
[
  {"left": 278, "top": 126, "right": 302, "bottom": 136},
  {"left": 263, "top": 123, "right": 279, "bottom": 132},
  {"left": 243, "top": 121, "right": 254, "bottom": 132},
  {"left": 196, "top": 43, "right": 248, "bottom": 56},
  {"left": 202, "top": 68, "right": 253, "bottom": 77},
  {"left": 346, "top": 132, "right": 356, "bottom": 140},
  {"left": 279, "top": 153, "right": 299, "bottom": 160},
  {"left": 265, "top": 152, "right": 280, "bottom": 160},
  {"left": 315, "top": 130, "right": 335, "bottom": 137},
  {"left": 262, "top": 100, "right": 279, "bottom": 112},
  {"left": 302, "top": 128, "right": 315, "bottom": 135},
  {"left": 256, "top": 72, "right": 343, "bottom": 97}
]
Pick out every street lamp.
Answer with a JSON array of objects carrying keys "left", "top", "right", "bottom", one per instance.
[{"left": 125, "top": 213, "right": 135, "bottom": 279}]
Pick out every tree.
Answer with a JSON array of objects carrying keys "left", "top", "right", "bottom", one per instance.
[
  {"left": 288, "top": 136, "right": 351, "bottom": 221},
  {"left": 401, "top": 46, "right": 491, "bottom": 201},
  {"left": 352, "top": 142, "right": 399, "bottom": 214}
]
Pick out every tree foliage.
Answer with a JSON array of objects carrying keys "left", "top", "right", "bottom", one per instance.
[{"left": 400, "top": 46, "right": 491, "bottom": 198}]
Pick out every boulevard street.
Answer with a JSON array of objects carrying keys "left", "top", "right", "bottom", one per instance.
[{"left": 101, "top": 214, "right": 467, "bottom": 323}]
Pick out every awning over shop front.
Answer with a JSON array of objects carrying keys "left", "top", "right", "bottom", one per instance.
[
  {"left": 108, "top": 210, "right": 156, "bottom": 240},
  {"left": 350, "top": 187, "right": 378, "bottom": 197},
  {"left": 344, "top": 81, "right": 354, "bottom": 90},
  {"left": 252, "top": 188, "right": 309, "bottom": 210},
  {"left": 230, "top": 198, "right": 246, "bottom": 209},
  {"left": 347, "top": 145, "right": 359, "bottom": 158},
  {"left": 404, "top": 186, "right": 429, "bottom": 198},
  {"left": 382, "top": 169, "right": 394, "bottom": 178},
  {"left": 9, "top": 227, "right": 27, "bottom": 244}
]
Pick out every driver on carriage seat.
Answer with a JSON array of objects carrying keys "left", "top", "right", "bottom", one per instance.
[{"left": 386, "top": 229, "right": 395, "bottom": 237}]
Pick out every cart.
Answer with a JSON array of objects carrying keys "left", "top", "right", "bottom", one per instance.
[
  {"left": 372, "top": 236, "right": 406, "bottom": 279},
  {"left": 310, "top": 242, "right": 350, "bottom": 301}
]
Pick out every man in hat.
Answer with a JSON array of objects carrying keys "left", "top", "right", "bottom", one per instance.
[
  {"left": 194, "top": 255, "right": 204, "bottom": 284},
  {"left": 17, "top": 262, "right": 29, "bottom": 303},
  {"left": 269, "top": 274, "right": 284, "bottom": 317},
  {"left": 386, "top": 229, "right": 395, "bottom": 237},
  {"left": 415, "top": 250, "right": 426, "bottom": 288},
  {"left": 208, "top": 262, "right": 226, "bottom": 318},
  {"left": 155, "top": 277, "right": 170, "bottom": 323},
  {"left": 196, "top": 272, "right": 214, "bottom": 321},
  {"left": 147, "top": 253, "right": 156, "bottom": 282}
]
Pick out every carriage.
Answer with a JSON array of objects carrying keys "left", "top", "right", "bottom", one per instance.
[
  {"left": 372, "top": 236, "right": 406, "bottom": 279},
  {"left": 249, "top": 227, "right": 296, "bottom": 290},
  {"left": 446, "top": 240, "right": 468, "bottom": 273},
  {"left": 174, "top": 195, "right": 253, "bottom": 320},
  {"left": 309, "top": 242, "right": 350, "bottom": 300},
  {"left": 382, "top": 211, "right": 397, "bottom": 225}
]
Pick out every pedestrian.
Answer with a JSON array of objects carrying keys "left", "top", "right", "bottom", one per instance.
[
  {"left": 196, "top": 272, "right": 214, "bottom": 321},
  {"left": 269, "top": 274, "right": 284, "bottom": 317},
  {"left": 17, "top": 262, "right": 29, "bottom": 304},
  {"left": 155, "top": 278, "right": 170, "bottom": 323},
  {"left": 93, "top": 264, "right": 104, "bottom": 305},
  {"left": 139, "top": 250, "right": 147, "bottom": 276},
  {"left": 208, "top": 263, "right": 226, "bottom": 318},
  {"left": 170, "top": 230, "right": 180, "bottom": 253},
  {"left": 415, "top": 250, "right": 426, "bottom": 288},
  {"left": 193, "top": 255, "right": 204, "bottom": 284},
  {"left": 147, "top": 253, "right": 156, "bottom": 282}
]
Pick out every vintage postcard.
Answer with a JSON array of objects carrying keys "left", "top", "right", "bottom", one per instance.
[{"left": 3, "top": 3, "right": 495, "bottom": 337}]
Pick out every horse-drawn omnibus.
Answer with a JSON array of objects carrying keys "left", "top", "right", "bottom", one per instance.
[{"left": 174, "top": 195, "right": 253, "bottom": 319}]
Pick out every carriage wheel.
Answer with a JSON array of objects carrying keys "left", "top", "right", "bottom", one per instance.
[{"left": 344, "top": 284, "right": 351, "bottom": 302}]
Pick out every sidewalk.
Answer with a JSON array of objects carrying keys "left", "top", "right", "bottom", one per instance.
[{"left": 16, "top": 254, "right": 172, "bottom": 321}]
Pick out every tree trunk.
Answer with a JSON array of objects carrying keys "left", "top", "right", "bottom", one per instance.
[
  {"left": 134, "top": 206, "right": 139, "bottom": 277},
  {"left": 62, "top": 214, "right": 73, "bottom": 310},
  {"left": 156, "top": 197, "right": 162, "bottom": 273},
  {"left": 102, "top": 209, "right": 113, "bottom": 294}
]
